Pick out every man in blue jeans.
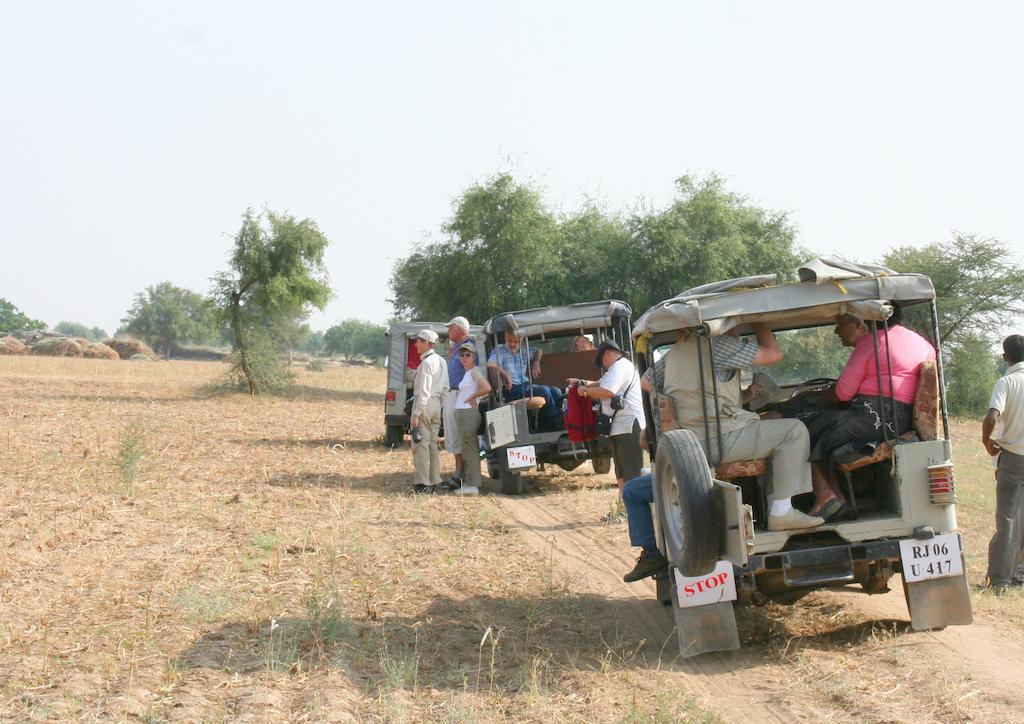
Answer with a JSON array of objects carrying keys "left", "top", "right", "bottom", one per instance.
[{"left": 622, "top": 471, "right": 669, "bottom": 582}]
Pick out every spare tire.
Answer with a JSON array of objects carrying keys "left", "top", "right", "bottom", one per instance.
[{"left": 654, "top": 428, "right": 719, "bottom": 577}]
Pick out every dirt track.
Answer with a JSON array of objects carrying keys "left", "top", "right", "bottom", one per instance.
[{"left": 494, "top": 490, "right": 1024, "bottom": 722}]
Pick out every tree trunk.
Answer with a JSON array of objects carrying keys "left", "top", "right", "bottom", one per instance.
[{"left": 229, "top": 292, "right": 257, "bottom": 394}]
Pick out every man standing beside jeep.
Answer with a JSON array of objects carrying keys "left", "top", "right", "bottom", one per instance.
[
  {"left": 982, "top": 334, "right": 1024, "bottom": 594},
  {"left": 410, "top": 329, "right": 448, "bottom": 494},
  {"left": 572, "top": 340, "right": 645, "bottom": 491}
]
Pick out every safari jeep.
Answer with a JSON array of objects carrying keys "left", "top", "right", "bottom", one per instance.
[
  {"left": 382, "top": 321, "right": 485, "bottom": 447},
  {"left": 632, "top": 260, "right": 972, "bottom": 657},
  {"left": 482, "top": 300, "right": 633, "bottom": 494}
]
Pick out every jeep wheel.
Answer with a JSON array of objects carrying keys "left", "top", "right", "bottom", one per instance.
[
  {"left": 383, "top": 424, "right": 404, "bottom": 448},
  {"left": 592, "top": 455, "right": 612, "bottom": 474},
  {"left": 654, "top": 429, "right": 719, "bottom": 577}
]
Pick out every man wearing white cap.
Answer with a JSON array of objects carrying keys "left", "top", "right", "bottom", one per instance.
[
  {"left": 410, "top": 329, "right": 448, "bottom": 494},
  {"left": 441, "top": 315, "right": 474, "bottom": 489}
]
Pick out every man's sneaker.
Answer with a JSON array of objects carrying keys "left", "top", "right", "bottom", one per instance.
[
  {"left": 412, "top": 484, "right": 436, "bottom": 495},
  {"left": 767, "top": 509, "right": 824, "bottom": 531},
  {"left": 452, "top": 485, "right": 479, "bottom": 496},
  {"left": 623, "top": 551, "right": 669, "bottom": 583},
  {"left": 439, "top": 476, "right": 463, "bottom": 492}
]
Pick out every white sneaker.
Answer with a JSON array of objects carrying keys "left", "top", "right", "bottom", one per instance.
[
  {"left": 767, "top": 509, "right": 824, "bottom": 531},
  {"left": 453, "top": 485, "right": 479, "bottom": 496}
]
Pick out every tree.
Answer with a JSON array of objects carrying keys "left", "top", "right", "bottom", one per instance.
[
  {"left": 883, "top": 233, "right": 1024, "bottom": 417},
  {"left": 389, "top": 173, "right": 806, "bottom": 323},
  {"left": 212, "top": 208, "right": 332, "bottom": 393},
  {"left": 324, "top": 319, "right": 387, "bottom": 361},
  {"left": 944, "top": 334, "right": 1000, "bottom": 416},
  {"left": 303, "top": 330, "right": 325, "bottom": 356},
  {"left": 884, "top": 233, "right": 1024, "bottom": 349},
  {"left": 0, "top": 298, "right": 46, "bottom": 333},
  {"left": 624, "top": 175, "right": 805, "bottom": 314},
  {"left": 390, "top": 173, "right": 562, "bottom": 322},
  {"left": 120, "top": 282, "right": 216, "bottom": 358},
  {"left": 55, "top": 322, "right": 108, "bottom": 341}
]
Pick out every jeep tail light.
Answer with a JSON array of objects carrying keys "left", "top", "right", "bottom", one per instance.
[
  {"left": 927, "top": 463, "right": 956, "bottom": 505},
  {"left": 386, "top": 389, "right": 396, "bottom": 403}
]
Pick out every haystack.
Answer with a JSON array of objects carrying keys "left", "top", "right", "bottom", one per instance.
[
  {"left": 0, "top": 335, "right": 29, "bottom": 355},
  {"left": 83, "top": 342, "right": 121, "bottom": 360},
  {"left": 32, "top": 337, "right": 85, "bottom": 357},
  {"left": 103, "top": 337, "right": 157, "bottom": 360}
]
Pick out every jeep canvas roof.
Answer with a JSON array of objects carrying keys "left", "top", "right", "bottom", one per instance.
[
  {"left": 632, "top": 259, "right": 936, "bottom": 341},
  {"left": 484, "top": 300, "right": 631, "bottom": 338}
]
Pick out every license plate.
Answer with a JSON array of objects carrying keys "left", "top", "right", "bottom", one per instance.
[
  {"left": 506, "top": 445, "right": 537, "bottom": 470},
  {"left": 899, "top": 533, "right": 964, "bottom": 583},
  {"left": 673, "top": 561, "right": 737, "bottom": 608}
]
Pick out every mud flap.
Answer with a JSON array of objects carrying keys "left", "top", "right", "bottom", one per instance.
[
  {"left": 903, "top": 573, "right": 973, "bottom": 630},
  {"left": 669, "top": 567, "right": 740, "bottom": 657}
]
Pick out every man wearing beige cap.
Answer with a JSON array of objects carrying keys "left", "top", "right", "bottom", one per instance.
[
  {"left": 441, "top": 315, "right": 474, "bottom": 489},
  {"left": 410, "top": 329, "right": 448, "bottom": 494}
]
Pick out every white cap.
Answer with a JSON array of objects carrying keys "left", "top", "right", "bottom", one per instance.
[
  {"left": 444, "top": 315, "right": 470, "bottom": 332},
  {"left": 415, "top": 329, "right": 439, "bottom": 343}
]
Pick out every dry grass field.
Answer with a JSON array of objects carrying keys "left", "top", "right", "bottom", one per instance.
[{"left": 2, "top": 356, "right": 1024, "bottom": 722}]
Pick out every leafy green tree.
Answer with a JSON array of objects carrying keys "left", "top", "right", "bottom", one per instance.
[
  {"left": 883, "top": 233, "right": 1024, "bottom": 417},
  {"left": 303, "top": 331, "right": 325, "bottom": 355},
  {"left": 0, "top": 298, "right": 46, "bottom": 333},
  {"left": 624, "top": 175, "right": 805, "bottom": 313},
  {"left": 884, "top": 233, "right": 1024, "bottom": 348},
  {"left": 55, "top": 322, "right": 108, "bottom": 341},
  {"left": 120, "top": 282, "right": 216, "bottom": 358},
  {"left": 324, "top": 319, "right": 387, "bottom": 361},
  {"left": 944, "top": 334, "right": 999, "bottom": 416},
  {"left": 390, "top": 173, "right": 562, "bottom": 321},
  {"left": 212, "top": 208, "right": 332, "bottom": 394},
  {"left": 389, "top": 173, "right": 805, "bottom": 323}
]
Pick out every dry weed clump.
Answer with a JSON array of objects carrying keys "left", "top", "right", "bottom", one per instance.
[
  {"left": 0, "top": 335, "right": 29, "bottom": 355},
  {"left": 31, "top": 336, "right": 85, "bottom": 357},
  {"left": 82, "top": 342, "right": 120, "bottom": 360},
  {"left": 103, "top": 336, "right": 158, "bottom": 360}
]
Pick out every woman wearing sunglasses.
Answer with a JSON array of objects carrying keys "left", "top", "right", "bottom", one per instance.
[{"left": 443, "top": 340, "right": 492, "bottom": 494}]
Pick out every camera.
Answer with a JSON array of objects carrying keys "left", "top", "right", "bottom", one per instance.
[
  {"left": 610, "top": 394, "right": 625, "bottom": 411},
  {"left": 411, "top": 426, "right": 423, "bottom": 443}
]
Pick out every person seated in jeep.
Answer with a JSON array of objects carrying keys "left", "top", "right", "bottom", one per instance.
[
  {"left": 664, "top": 323, "right": 824, "bottom": 531},
  {"left": 487, "top": 330, "right": 565, "bottom": 430},
  {"left": 796, "top": 307, "right": 936, "bottom": 518}
]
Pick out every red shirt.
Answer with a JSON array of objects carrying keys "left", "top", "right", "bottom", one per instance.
[{"left": 835, "top": 325, "right": 935, "bottom": 405}]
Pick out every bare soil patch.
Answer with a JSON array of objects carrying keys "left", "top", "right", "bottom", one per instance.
[{"left": 0, "top": 357, "right": 1020, "bottom": 722}]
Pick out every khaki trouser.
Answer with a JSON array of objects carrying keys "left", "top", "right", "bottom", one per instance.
[
  {"left": 698, "top": 418, "right": 813, "bottom": 503},
  {"left": 412, "top": 396, "right": 443, "bottom": 486},
  {"left": 443, "top": 390, "right": 461, "bottom": 455},
  {"left": 987, "top": 450, "right": 1024, "bottom": 586},
  {"left": 455, "top": 407, "right": 482, "bottom": 485}
]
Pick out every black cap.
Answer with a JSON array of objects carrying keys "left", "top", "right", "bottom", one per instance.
[{"left": 594, "top": 339, "right": 622, "bottom": 368}]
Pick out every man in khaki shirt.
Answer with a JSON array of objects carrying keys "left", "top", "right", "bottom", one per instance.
[{"left": 410, "top": 329, "right": 448, "bottom": 494}]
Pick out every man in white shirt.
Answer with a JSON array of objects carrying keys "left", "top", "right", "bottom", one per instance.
[
  {"left": 573, "top": 340, "right": 645, "bottom": 491},
  {"left": 410, "top": 329, "right": 449, "bottom": 494},
  {"left": 982, "top": 334, "right": 1024, "bottom": 593}
]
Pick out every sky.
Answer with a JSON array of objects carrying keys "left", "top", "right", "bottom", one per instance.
[{"left": 2, "top": 1, "right": 1023, "bottom": 335}]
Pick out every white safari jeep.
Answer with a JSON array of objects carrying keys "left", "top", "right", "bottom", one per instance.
[
  {"left": 382, "top": 321, "right": 486, "bottom": 447},
  {"left": 633, "top": 261, "right": 972, "bottom": 657}
]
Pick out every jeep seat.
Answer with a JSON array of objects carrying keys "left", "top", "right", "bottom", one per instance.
[{"left": 834, "top": 360, "right": 940, "bottom": 514}]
